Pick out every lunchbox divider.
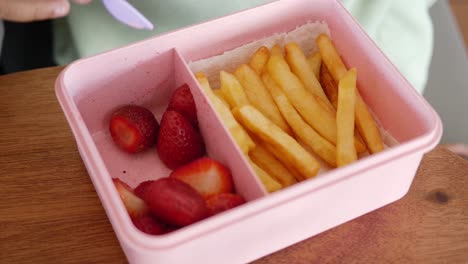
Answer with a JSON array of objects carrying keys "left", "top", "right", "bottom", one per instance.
[{"left": 172, "top": 48, "right": 269, "bottom": 201}]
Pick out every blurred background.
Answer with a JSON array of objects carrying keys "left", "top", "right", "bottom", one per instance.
[
  {"left": 0, "top": 0, "right": 466, "bottom": 148},
  {"left": 424, "top": 0, "right": 467, "bottom": 148}
]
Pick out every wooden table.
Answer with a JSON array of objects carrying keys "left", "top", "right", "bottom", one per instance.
[{"left": 0, "top": 67, "right": 467, "bottom": 264}]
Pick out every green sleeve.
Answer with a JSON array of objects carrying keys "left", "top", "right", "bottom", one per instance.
[{"left": 55, "top": 0, "right": 435, "bottom": 93}]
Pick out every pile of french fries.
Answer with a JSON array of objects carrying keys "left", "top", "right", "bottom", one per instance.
[{"left": 195, "top": 34, "right": 384, "bottom": 193}]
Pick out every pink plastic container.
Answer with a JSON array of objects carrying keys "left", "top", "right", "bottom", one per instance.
[{"left": 55, "top": 0, "right": 442, "bottom": 263}]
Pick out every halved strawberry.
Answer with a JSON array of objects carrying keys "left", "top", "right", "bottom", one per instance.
[
  {"left": 170, "top": 157, "right": 234, "bottom": 199},
  {"left": 132, "top": 215, "right": 166, "bottom": 235},
  {"left": 113, "top": 178, "right": 149, "bottom": 218},
  {"left": 109, "top": 105, "right": 159, "bottom": 153},
  {"left": 134, "top": 180, "right": 154, "bottom": 199},
  {"left": 157, "top": 110, "right": 205, "bottom": 170},
  {"left": 142, "top": 177, "right": 208, "bottom": 227},
  {"left": 206, "top": 193, "right": 246, "bottom": 216},
  {"left": 167, "top": 84, "right": 198, "bottom": 128}
]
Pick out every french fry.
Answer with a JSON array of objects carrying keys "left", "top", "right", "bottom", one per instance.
[
  {"left": 213, "top": 89, "right": 229, "bottom": 107},
  {"left": 195, "top": 72, "right": 255, "bottom": 154},
  {"left": 285, "top": 42, "right": 333, "bottom": 110},
  {"left": 247, "top": 158, "right": 282, "bottom": 193},
  {"left": 220, "top": 71, "right": 250, "bottom": 108},
  {"left": 267, "top": 53, "right": 367, "bottom": 153},
  {"left": 319, "top": 63, "right": 339, "bottom": 109},
  {"left": 263, "top": 72, "right": 337, "bottom": 167},
  {"left": 336, "top": 68, "right": 358, "bottom": 167},
  {"left": 233, "top": 105, "right": 320, "bottom": 179},
  {"left": 249, "top": 46, "right": 270, "bottom": 75},
  {"left": 270, "top": 44, "right": 283, "bottom": 57},
  {"left": 234, "top": 64, "right": 293, "bottom": 136},
  {"left": 317, "top": 34, "right": 384, "bottom": 154},
  {"left": 262, "top": 142, "right": 305, "bottom": 181},
  {"left": 320, "top": 64, "right": 367, "bottom": 150},
  {"left": 249, "top": 142, "right": 297, "bottom": 187},
  {"left": 307, "top": 52, "right": 322, "bottom": 81}
]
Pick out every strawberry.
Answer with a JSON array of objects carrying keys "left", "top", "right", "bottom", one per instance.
[
  {"left": 132, "top": 215, "right": 166, "bottom": 235},
  {"left": 206, "top": 193, "right": 246, "bottom": 216},
  {"left": 170, "top": 157, "right": 234, "bottom": 199},
  {"left": 157, "top": 110, "right": 205, "bottom": 170},
  {"left": 113, "top": 178, "right": 149, "bottom": 218},
  {"left": 109, "top": 105, "right": 159, "bottom": 153},
  {"left": 167, "top": 84, "right": 198, "bottom": 127},
  {"left": 134, "top": 180, "right": 154, "bottom": 199},
  {"left": 143, "top": 177, "right": 208, "bottom": 227}
]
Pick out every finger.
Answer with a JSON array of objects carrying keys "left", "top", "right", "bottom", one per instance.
[{"left": 0, "top": 0, "right": 70, "bottom": 22}]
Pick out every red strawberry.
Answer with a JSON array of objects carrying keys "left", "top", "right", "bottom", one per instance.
[
  {"left": 170, "top": 157, "right": 234, "bottom": 199},
  {"left": 167, "top": 84, "right": 198, "bottom": 127},
  {"left": 134, "top": 180, "right": 154, "bottom": 199},
  {"left": 143, "top": 178, "right": 208, "bottom": 227},
  {"left": 113, "top": 178, "right": 149, "bottom": 218},
  {"left": 109, "top": 105, "right": 159, "bottom": 153},
  {"left": 157, "top": 110, "right": 205, "bottom": 170},
  {"left": 132, "top": 215, "right": 165, "bottom": 235},
  {"left": 206, "top": 193, "right": 246, "bottom": 216}
]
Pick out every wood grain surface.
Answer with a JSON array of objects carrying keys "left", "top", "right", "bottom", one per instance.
[
  {"left": 451, "top": 0, "right": 468, "bottom": 48},
  {"left": 0, "top": 66, "right": 467, "bottom": 264}
]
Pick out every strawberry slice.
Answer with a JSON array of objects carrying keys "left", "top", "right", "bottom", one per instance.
[
  {"left": 113, "top": 178, "right": 149, "bottom": 218},
  {"left": 134, "top": 180, "right": 154, "bottom": 199},
  {"left": 132, "top": 215, "right": 166, "bottom": 235},
  {"left": 109, "top": 105, "right": 159, "bottom": 153},
  {"left": 167, "top": 84, "right": 198, "bottom": 128},
  {"left": 143, "top": 177, "right": 208, "bottom": 227},
  {"left": 170, "top": 157, "right": 234, "bottom": 199},
  {"left": 206, "top": 193, "right": 246, "bottom": 216},
  {"left": 157, "top": 110, "right": 205, "bottom": 170}
]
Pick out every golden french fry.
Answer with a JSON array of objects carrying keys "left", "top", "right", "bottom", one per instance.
[
  {"left": 317, "top": 34, "right": 384, "bottom": 154},
  {"left": 213, "top": 89, "right": 229, "bottom": 107},
  {"left": 249, "top": 46, "right": 270, "bottom": 75},
  {"left": 247, "top": 158, "right": 282, "bottom": 193},
  {"left": 234, "top": 64, "right": 293, "bottom": 136},
  {"left": 261, "top": 142, "right": 305, "bottom": 182},
  {"left": 285, "top": 42, "right": 332, "bottom": 109},
  {"left": 266, "top": 54, "right": 336, "bottom": 142},
  {"left": 319, "top": 63, "right": 338, "bottom": 109},
  {"left": 263, "top": 72, "right": 337, "bottom": 167},
  {"left": 220, "top": 71, "right": 250, "bottom": 108},
  {"left": 336, "top": 68, "right": 358, "bottom": 167},
  {"left": 195, "top": 72, "right": 255, "bottom": 154},
  {"left": 267, "top": 53, "right": 367, "bottom": 153},
  {"left": 355, "top": 95, "right": 384, "bottom": 153},
  {"left": 320, "top": 64, "right": 367, "bottom": 150},
  {"left": 233, "top": 105, "right": 320, "bottom": 179},
  {"left": 307, "top": 52, "right": 322, "bottom": 81},
  {"left": 249, "top": 142, "right": 297, "bottom": 187},
  {"left": 270, "top": 44, "right": 283, "bottom": 57},
  {"left": 316, "top": 34, "right": 348, "bottom": 82}
]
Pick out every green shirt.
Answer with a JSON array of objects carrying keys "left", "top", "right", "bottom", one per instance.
[{"left": 54, "top": 0, "right": 436, "bottom": 93}]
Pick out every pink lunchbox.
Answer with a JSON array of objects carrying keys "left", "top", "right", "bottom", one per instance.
[{"left": 55, "top": 0, "right": 443, "bottom": 263}]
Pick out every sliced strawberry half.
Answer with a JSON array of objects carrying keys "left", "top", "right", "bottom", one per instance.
[
  {"left": 131, "top": 214, "right": 166, "bottom": 235},
  {"left": 134, "top": 180, "right": 154, "bottom": 199},
  {"left": 206, "top": 193, "right": 246, "bottom": 216},
  {"left": 109, "top": 105, "right": 159, "bottom": 153},
  {"left": 142, "top": 177, "right": 208, "bottom": 227},
  {"left": 170, "top": 157, "right": 234, "bottom": 199},
  {"left": 167, "top": 84, "right": 198, "bottom": 128},
  {"left": 157, "top": 110, "right": 205, "bottom": 170},
  {"left": 113, "top": 178, "right": 149, "bottom": 218}
]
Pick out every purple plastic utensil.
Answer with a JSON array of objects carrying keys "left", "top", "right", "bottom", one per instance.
[{"left": 102, "top": 0, "right": 154, "bottom": 30}]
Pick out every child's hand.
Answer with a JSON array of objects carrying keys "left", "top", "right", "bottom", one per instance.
[{"left": 0, "top": 0, "right": 92, "bottom": 22}]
